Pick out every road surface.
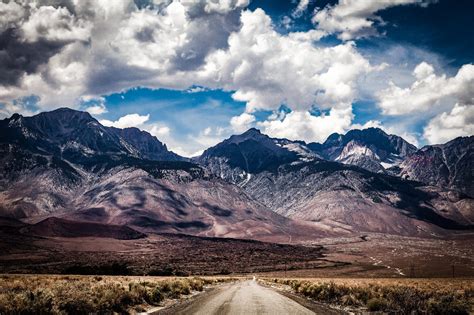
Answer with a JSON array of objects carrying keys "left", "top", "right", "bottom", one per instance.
[{"left": 157, "top": 279, "right": 340, "bottom": 315}]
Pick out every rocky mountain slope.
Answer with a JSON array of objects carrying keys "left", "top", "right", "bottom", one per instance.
[
  {"left": 199, "top": 129, "right": 473, "bottom": 235},
  {"left": 397, "top": 136, "right": 474, "bottom": 198},
  {"left": 307, "top": 128, "right": 418, "bottom": 173},
  {"left": 0, "top": 108, "right": 182, "bottom": 163},
  {"left": 0, "top": 108, "right": 472, "bottom": 240},
  {"left": 0, "top": 109, "right": 327, "bottom": 242},
  {"left": 196, "top": 128, "right": 319, "bottom": 185}
]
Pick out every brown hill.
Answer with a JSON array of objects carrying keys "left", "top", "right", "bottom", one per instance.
[{"left": 23, "top": 217, "right": 146, "bottom": 240}]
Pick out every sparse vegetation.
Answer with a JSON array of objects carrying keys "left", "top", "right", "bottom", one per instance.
[
  {"left": 0, "top": 275, "right": 236, "bottom": 314},
  {"left": 264, "top": 278, "right": 474, "bottom": 314}
]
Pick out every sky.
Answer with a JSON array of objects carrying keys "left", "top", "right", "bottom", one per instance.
[{"left": 0, "top": 0, "right": 473, "bottom": 156}]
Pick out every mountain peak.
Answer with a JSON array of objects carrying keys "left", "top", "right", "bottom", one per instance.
[
  {"left": 198, "top": 127, "right": 301, "bottom": 174},
  {"left": 48, "top": 107, "right": 94, "bottom": 119},
  {"left": 10, "top": 113, "right": 22, "bottom": 120},
  {"left": 0, "top": 107, "right": 185, "bottom": 164},
  {"left": 242, "top": 127, "right": 262, "bottom": 135},
  {"left": 51, "top": 107, "right": 86, "bottom": 113},
  {"left": 225, "top": 127, "right": 267, "bottom": 145}
]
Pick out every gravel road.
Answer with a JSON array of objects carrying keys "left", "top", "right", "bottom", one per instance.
[{"left": 156, "top": 279, "right": 339, "bottom": 315}]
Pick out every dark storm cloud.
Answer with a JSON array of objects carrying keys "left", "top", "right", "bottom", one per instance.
[
  {"left": 133, "top": 0, "right": 172, "bottom": 12},
  {"left": 0, "top": 0, "right": 91, "bottom": 86},
  {"left": 86, "top": 55, "right": 157, "bottom": 95},
  {"left": 134, "top": 26, "right": 155, "bottom": 43},
  {"left": 172, "top": 9, "right": 242, "bottom": 71},
  {"left": 0, "top": 28, "right": 64, "bottom": 85}
]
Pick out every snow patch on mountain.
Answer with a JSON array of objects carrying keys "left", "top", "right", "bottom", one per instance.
[
  {"left": 275, "top": 140, "right": 317, "bottom": 162},
  {"left": 238, "top": 173, "right": 252, "bottom": 187},
  {"left": 336, "top": 140, "right": 379, "bottom": 161}
]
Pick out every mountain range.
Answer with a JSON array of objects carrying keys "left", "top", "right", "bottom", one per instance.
[{"left": 0, "top": 108, "right": 473, "bottom": 242}]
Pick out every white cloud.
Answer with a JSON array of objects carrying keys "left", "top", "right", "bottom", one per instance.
[
  {"left": 85, "top": 103, "right": 108, "bottom": 115},
  {"left": 397, "top": 132, "right": 420, "bottom": 148},
  {"left": 258, "top": 108, "right": 353, "bottom": 143},
  {"left": 413, "top": 61, "right": 434, "bottom": 80},
  {"left": 377, "top": 63, "right": 474, "bottom": 115},
  {"left": 312, "top": 0, "right": 435, "bottom": 40},
  {"left": 0, "top": 1, "right": 25, "bottom": 32},
  {"left": 423, "top": 104, "right": 474, "bottom": 144},
  {"left": 201, "top": 9, "right": 372, "bottom": 113},
  {"left": 281, "top": 15, "right": 293, "bottom": 29},
  {"left": 0, "top": 0, "right": 251, "bottom": 113},
  {"left": 100, "top": 113, "right": 150, "bottom": 128},
  {"left": 351, "top": 119, "right": 383, "bottom": 130},
  {"left": 199, "top": 0, "right": 250, "bottom": 14},
  {"left": 186, "top": 86, "right": 208, "bottom": 93},
  {"left": 230, "top": 112, "right": 255, "bottom": 133},
  {"left": 21, "top": 5, "right": 91, "bottom": 43},
  {"left": 1, "top": 0, "right": 461, "bottom": 150},
  {"left": 185, "top": 127, "right": 229, "bottom": 156},
  {"left": 0, "top": 2, "right": 373, "bottom": 121},
  {"left": 149, "top": 125, "right": 171, "bottom": 137},
  {"left": 292, "top": 0, "right": 310, "bottom": 18}
]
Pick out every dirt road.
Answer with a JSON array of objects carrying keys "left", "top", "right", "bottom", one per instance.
[{"left": 157, "top": 279, "right": 341, "bottom": 315}]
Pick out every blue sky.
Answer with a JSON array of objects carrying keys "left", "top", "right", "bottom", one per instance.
[{"left": 0, "top": 0, "right": 472, "bottom": 156}]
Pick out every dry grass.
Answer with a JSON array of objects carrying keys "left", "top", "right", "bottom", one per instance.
[
  {"left": 263, "top": 277, "right": 474, "bottom": 314},
  {"left": 0, "top": 274, "right": 237, "bottom": 314}
]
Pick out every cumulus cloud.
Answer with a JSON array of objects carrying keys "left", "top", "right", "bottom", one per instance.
[
  {"left": 20, "top": 6, "right": 91, "bottom": 43},
  {"left": 85, "top": 103, "right": 107, "bottom": 115},
  {"left": 100, "top": 113, "right": 150, "bottom": 128},
  {"left": 2, "top": 0, "right": 467, "bottom": 148},
  {"left": 312, "top": 0, "right": 436, "bottom": 40},
  {"left": 195, "top": 0, "right": 249, "bottom": 14},
  {"left": 149, "top": 124, "right": 171, "bottom": 137},
  {"left": 258, "top": 108, "right": 353, "bottom": 143},
  {"left": 423, "top": 104, "right": 474, "bottom": 144},
  {"left": 0, "top": 2, "right": 375, "bottom": 140},
  {"left": 201, "top": 9, "right": 372, "bottom": 113},
  {"left": 180, "top": 126, "right": 229, "bottom": 156},
  {"left": 377, "top": 62, "right": 474, "bottom": 115},
  {"left": 0, "top": 1, "right": 25, "bottom": 32},
  {"left": 0, "top": 0, "right": 248, "bottom": 110},
  {"left": 0, "top": 1, "right": 93, "bottom": 88},
  {"left": 230, "top": 112, "right": 255, "bottom": 133}
]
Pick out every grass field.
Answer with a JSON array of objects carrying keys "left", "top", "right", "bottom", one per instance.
[
  {"left": 0, "top": 274, "right": 238, "bottom": 314},
  {"left": 262, "top": 277, "right": 474, "bottom": 314}
]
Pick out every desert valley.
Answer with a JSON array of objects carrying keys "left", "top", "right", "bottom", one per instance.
[{"left": 0, "top": 0, "right": 473, "bottom": 313}]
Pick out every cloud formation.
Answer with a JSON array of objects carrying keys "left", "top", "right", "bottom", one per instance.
[
  {"left": 424, "top": 103, "right": 474, "bottom": 144},
  {"left": 0, "top": 0, "right": 249, "bottom": 111},
  {"left": 292, "top": 0, "right": 310, "bottom": 18},
  {"left": 258, "top": 108, "right": 353, "bottom": 143},
  {"left": 377, "top": 62, "right": 474, "bottom": 115},
  {"left": 0, "top": 1, "right": 372, "bottom": 113},
  {"left": 208, "top": 9, "right": 372, "bottom": 114},
  {"left": 312, "top": 0, "right": 436, "bottom": 40},
  {"left": 0, "top": 0, "right": 470, "bottom": 152},
  {"left": 100, "top": 113, "right": 150, "bottom": 129},
  {"left": 230, "top": 112, "right": 255, "bottom": 133}
]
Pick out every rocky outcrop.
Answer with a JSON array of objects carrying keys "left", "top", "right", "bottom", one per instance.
[
  {"left": 307, "top": 128, "right": 418, "bottom": 172},
  {"left": 398, "top": 136, "right": 474, "bottom": 197}
]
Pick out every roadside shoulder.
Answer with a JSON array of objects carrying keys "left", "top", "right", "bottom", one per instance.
[{"left": 258, "top": 280, "right": 347, "bottom": 315}]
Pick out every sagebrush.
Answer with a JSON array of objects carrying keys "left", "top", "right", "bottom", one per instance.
[
  {"left": 0, "top": 275, "right": 235, "bottom": 314},
  {"left": 265, "top": 278, "right": 473, "bottom": 314}
]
